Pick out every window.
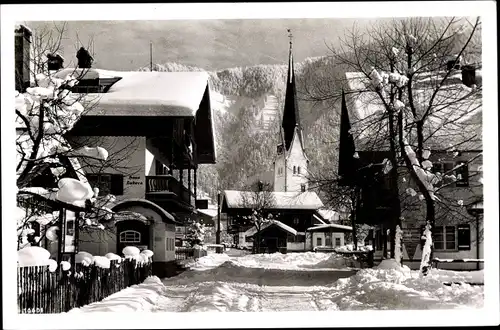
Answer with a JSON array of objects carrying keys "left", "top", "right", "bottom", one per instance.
[
  {"left": 297, "top": 166, "right": 301, "bottom": 174},
  {"left": 433, "top": 227, "right": 444, "bottom": 250},
  {"left": 335, "top": 237, "right": 342, "bottom": 247},
  {"left": 300, "top": 184, "right": 306, "bottom": 192},
  {"left": 445, "top": 226, "right": 456, "bottom": 250},
  {"left": 457, "top": 224, "right": 471, "bottom": 250},
  {"left": 433, "top": 226, "right": 456, "bottom": 250},
  {"left": 293, "top": 166, "right": 296, "bottom": 174},
  {"left": 433, "top": 162, "right": 454, "bottom": 175},
  {"left": 296, "top": 235, "right": 305, "bottom": 243},
  {"left": 120, "top": 230, "right": 141, "bottom": 243},
  {"left": 293, "top": 218, "right": 300, "bottom": 225},
  {"left": 455, "top": 162, "right": 469, "bottom": 187},
  {"left": 316, "top": 237, "right": 322, "bottom": 246},
  {"left": 87, "top": 174, "right": 124, "bottom": 195},
  {"left": 66, "top": 220, "right": 75, "bottom": 236},
  {"left": 155, "top": 160, "right": 169, "bottom": 175}
]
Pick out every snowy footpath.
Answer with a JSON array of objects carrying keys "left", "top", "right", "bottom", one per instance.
[{"left": 69, "top": 251, "right": 484, "bottom": 312}]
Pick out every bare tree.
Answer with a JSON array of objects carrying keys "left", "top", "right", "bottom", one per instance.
[
  {"left": 303, "top": 17, "right": 482, "bottom": 271},
  {"left": 239, "top": 181, "right": 276, "bottom": 253},
  {"left": 15, "top": 23, "right": 141, "bottom": 250}
]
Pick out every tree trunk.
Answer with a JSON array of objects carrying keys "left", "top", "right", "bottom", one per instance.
[
  {"left": 351, "top": 189, "right": 359, "bottom": 250},
  {"left": 387, "top": 106, "right": 402, "bottom": 259},
  {"left": 382, "top": 224, "right": 388, "bottom": 259},
  {"left": 397, "top": 111, "right": 436, "bottom": 268}
]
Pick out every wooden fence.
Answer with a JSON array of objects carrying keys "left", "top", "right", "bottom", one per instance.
[
  {"left": 175, "top": 247, "right": 195, "bottom": 260},
  {"left": 17, "top": 259, "right": 152, "bottom": 314}
]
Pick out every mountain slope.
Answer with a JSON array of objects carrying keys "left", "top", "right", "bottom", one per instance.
[{"left": 142, "top": 57, "right": 343, "bottom": 200}]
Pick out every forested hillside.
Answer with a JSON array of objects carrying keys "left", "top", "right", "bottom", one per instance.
[{"left": 141, "top": 56, "right": 344, "bottom": 201}]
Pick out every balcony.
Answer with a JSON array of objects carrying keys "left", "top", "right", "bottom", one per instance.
[{"left": 145, "top": 175, "right": 195, "bottom": 211}]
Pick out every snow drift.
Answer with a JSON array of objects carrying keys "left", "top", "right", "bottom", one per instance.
[{"left": 68, "top": 276, "right": 165, "bottom": 313}]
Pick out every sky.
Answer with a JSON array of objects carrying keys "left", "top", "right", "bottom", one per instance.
[{"left": 24, "top": 19, "right": 387, "bottom": 71}]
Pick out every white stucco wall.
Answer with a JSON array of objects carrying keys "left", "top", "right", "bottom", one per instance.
[
  {"left": 286, "top": 242, "right": 306, "bottom": 251},
  {"left": 68, "top": 135, "right": 147, "bottom": 201},
  {"left": 145, "top": 148, "right": 156, "bottom": 176},
  {"left": 310, "top": 232, "right": 345, "bottom": 249},
  {"left": 165, "top": 224, "right": 176, "bottom": 261},
  {"left": 274, "top": 132, "right": 308, "bottom": 192}
]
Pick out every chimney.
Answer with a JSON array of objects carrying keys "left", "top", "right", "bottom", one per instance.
[
  {"left": 461, "top": 65, "right": 476, "bottom": 87},
  {"left": 15, "top": 24, "right": 32, "bottom": 92},
  {"left": 47, "top": 53, "right": 65, "bottom": 71},
  {"left": 76, "top": 47, "right": 94, "bottom": 69}
]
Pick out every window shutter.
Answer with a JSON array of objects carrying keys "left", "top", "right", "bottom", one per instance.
[
  {"left": 457, "top": 224, "right": 471, "bottom": 250},
  {"left": 110, "top": 174, "right": 124, "bottom": 195}
]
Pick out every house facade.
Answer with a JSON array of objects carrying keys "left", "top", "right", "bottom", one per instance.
[
  {"left": 339, "top": 61, "right": 483, "bottom": 270},
  {"left": 66, "top": 68, "right": 216, "bottom": 276},
  {"left": 14, "top": 28, "right": 217, "bottom": 277}
]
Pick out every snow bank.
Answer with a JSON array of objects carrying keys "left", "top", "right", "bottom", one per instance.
[
  {"left": 68, "top": 276, "right": 165, "bottom": 313},
  {"left": 326, "top": 265, "right": 484, "bottom": 310},
  {"left": 182, "top": 253, "right": 231, "bottom": 270},
  {"left": 184, "top": 252, "right": 357, "bottom": 271}
]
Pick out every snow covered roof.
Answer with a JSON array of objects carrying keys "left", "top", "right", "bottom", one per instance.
[
  {"left": 317, "top": 209, "right": 339, "bottom": 222},
  {"left": 306, "top": 223, "right": 353, "bottom": 232},
  {"left": 312, "top": 214, "right": 327, "bottom": 225},
  {"left": 223, "top": 190, "right": 324, "bottom": 210},
  {"left": 54, "top": 69, "right": 212, "bottom": 117},
  {"left": 197, "top": 208, "right": 218, "bottom": 218},
  {"left": 245, "top": 220, "right": 298, "bottom": 237},
  {"left": 344, "top": 71, "right": 482, "bottom": 151}
]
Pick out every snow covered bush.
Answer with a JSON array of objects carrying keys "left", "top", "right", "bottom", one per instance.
[{"left": 185, "top": 220, "right": 206, "bottom": 247}]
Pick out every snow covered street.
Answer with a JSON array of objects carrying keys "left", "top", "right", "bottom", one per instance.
[{"left": 68, "top": 251, "right": 484, "bottom": 313}]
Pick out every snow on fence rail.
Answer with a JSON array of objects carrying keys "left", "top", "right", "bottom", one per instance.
[
  {"left": 17, "top": 259, "right": 152, "bottom": 314},
  {"left": 175, "top": 247, "right": 195, "bottom": 260}
]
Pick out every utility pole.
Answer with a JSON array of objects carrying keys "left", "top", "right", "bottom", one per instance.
[
  {"left": 150, "top": 41, "right": 153, "bottom": 72},
  {"left": 216, "top": 191, "right": 222, "bottom": 253}
]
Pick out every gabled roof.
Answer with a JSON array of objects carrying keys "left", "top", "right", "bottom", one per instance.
[
  {"left": 245, "top": 220, "right": 298, "bottom": 237},
  {"left": 344, "top": 71, "right": 482, "bottom": 152},
  {"left": 54, "top": 69, "right": 211, "bottom": 117},
  {"left": 222, "top": 190, "right": 323, "bottom": 210},
  {"left": 306, "top": 223, "right": 353, "bottom": 232},
  {"left": 312, "top": 214, "right": 327, "bottom": 225}
]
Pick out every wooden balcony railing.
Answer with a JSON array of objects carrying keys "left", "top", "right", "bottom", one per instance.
[{"left": 146, "top": 175, "right": 195, "bottom": 207}]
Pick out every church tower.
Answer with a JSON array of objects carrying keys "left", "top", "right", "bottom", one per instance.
[{"left": 274, "top": 30, "right": 309, "bottom": 193}]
